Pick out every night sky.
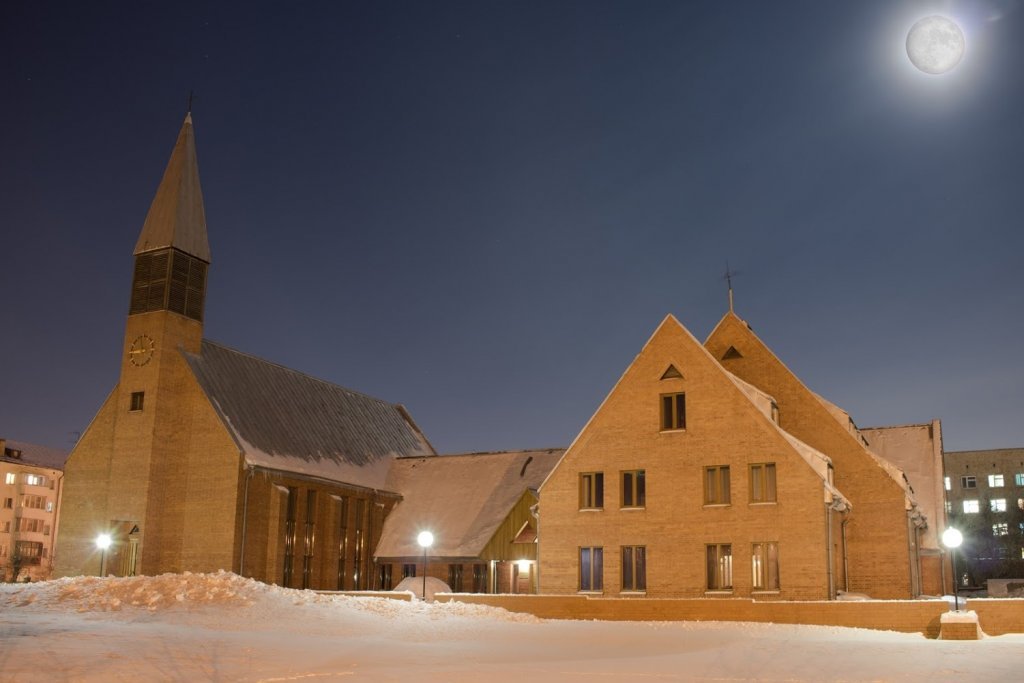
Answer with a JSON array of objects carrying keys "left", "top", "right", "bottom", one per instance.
[{"left": 3, "top": 1, "right": 1022, "bottom": 455}]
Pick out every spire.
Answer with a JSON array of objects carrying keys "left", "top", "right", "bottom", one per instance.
[
  {"left": 134, "top": 114, "right": 211, "bottom": 262},
  {"left": 724, "top": 262, "right": 737, "bottom": 313}
]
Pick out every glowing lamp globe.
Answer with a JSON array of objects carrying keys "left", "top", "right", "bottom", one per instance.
[
  {"left": 417, "top": 531, "right": 434, "bottom": 549},
  {"left": 941, "top": 527, "right": 963, "bottom": 549},
  {"left": 95, "top": 533, "right": 113, "bottom": 550}
]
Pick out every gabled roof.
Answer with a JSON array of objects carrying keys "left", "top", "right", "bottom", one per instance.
[
  {"left": 134, "top": 114, "right": 211, "bottom": 261},
  {"left": 183, "top": 340, "right": 434, "bottom": 490},
  {"left": 375, "top": 449, "right": 564, "bottom": 559},
  {"left": 1, "top": 439, "right": 68, "bottom": 470}
]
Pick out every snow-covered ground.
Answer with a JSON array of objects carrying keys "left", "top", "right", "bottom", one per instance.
[{"left": 2, "top": 572, "right": 1021, "bottom": 682}]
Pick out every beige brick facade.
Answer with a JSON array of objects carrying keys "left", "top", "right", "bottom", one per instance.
[{"left": 539, "top": 316, "right": 841, "bottom": 600}]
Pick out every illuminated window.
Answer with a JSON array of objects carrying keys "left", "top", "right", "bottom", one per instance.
[
  {"left": 989, "top": 474, "right": 1005, "bottom": 487},
  {"left": 579, "top": 546, "right": 603, "bottom": 592},
  {"left": 1015, "top": 473, "right": 1024, "bottom": 487},
  {"left": 992, "top": 523, "right": 1009, "bottom": 536},
  {"left": 4, "top": 473, "right": 14, "bottom": 485},
  {"left": 752, "top": 542, "right": 779, "bottom": 590},
  {"left": 944, "top": 477, "right": 951, "bottom": 491},
  {"left": 621, "top": 546, "right": 646, "bottom": 591},
  {"left": 24, "top": 474, "right": 47, "bottom": 487},
  {"left": 704, "top": 466, "right": 731, "bottom": 505},
  {"left": 579, "top": 472, "right": 604, "bottom": 509},
  {"left": 945, "top": 501, "right": 952, "bottom": 514},
  {"left": 660, "top": 393, "right": 686, "bottom": 430},
  {"left": 749, "top": 463, "right": 777, "bottom": 503},
  {"left": 991, "top": 498, "right": 1007, "bottom": 512},
  {"left": 706, "top": 544, "right": 733, "bottom": 590},
  {"left": 621, "top": 470, "right": 646, "bottom": 508},
  {"left": 961, "top": 476, "right": 976, "bottom": 489},
  {"left": 963, "top": 500, "right": 980, "bottom": 514}
]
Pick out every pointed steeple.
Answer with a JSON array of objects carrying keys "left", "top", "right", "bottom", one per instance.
[{"left": 134, "top": 114, "right": 211, "bottom": 262}]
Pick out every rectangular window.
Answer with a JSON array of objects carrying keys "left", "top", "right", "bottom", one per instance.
[
  {"left": 447, "top": 564, "right": 464, "bottom": 592},
  {"left": 706, "top": 544, "right": 733, "bottom": 590},
  {"left": 991, "top": 498, "right": 1007, "bottom": 512},
  {"left": 282, "top": 486, "right": 298, "bottom": 588},
  {"left": 130, "top": 391, "right": 145, "bottom": 412},
  {"left": 944, "top": 476, "right": 951, "bottom": 491},
  {"left": 378, "top": 564, "right": 393, "bottom": 590},
  {"left": 15, "top": 541, "right": 43, "bottom": 564},
  {"left": 993, "top": 523, "right": 1009, "bottom": 536},
  {"left": 402, "top": 563, "right": 416, "bottom": 579},
  {"left": 302, "top": 490, "right": 317, "bottom": 589},
  {"left": 579, "top": 546, "right": 604, "bottom": 592},
  {"left": 661, "top": 393, "right": 686, "bottom": 430},
  {"left": 4, "top": 473, "right": 15, "bottom": 485},
  {"left": 961, "top": 476, "right": 976, "bottom": 489},
  {"left": 579, "top": 472, "right": 604, "bottom": 509},
  {"left": 2, "top": 498, "right": 11, "bottom": 509},
  {"left": 336, "top": 496, "right": 349, "bottom": 590},
  {"left": 989, "top": 474, "right": 1005, "bottom": 487},
  {"left": 621, "top": 470, "right": 646, "bottom": 508},
  {"left": 621, "top": 546, "right": 646, "bottom": 591},
  {"left": 1014, "top": 473, "right": 1024, "bottom": 486},
  {"left": 945, "top": 501, "right": 953, "bottom": 514},
  {"left": 24, "top": 474, "right": 47, "bottom": 487},
  {"left": 472, "top": 564, "right": 487, "bottom": 593},
  {"left": 749, "top": 463, "right": 777, "bottom": 503},
  {"left": 963, "top": 499, "right": 980, "bottom": 514},
  {"left": 21, "top": 495, "right": 46, "bottom": 509},
  {"left": 704, "top": 466, "right": 731, "bottom": 505},
  {"left": 15, "top": 518, "right": 46, "bottom": 533},
  {"left": 752, "top": 542, "right": 780, "bottom": 590}
]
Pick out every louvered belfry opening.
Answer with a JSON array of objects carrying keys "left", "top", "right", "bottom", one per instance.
[{"left": 130, "top": 248, "right": 207, "bottom": 321}]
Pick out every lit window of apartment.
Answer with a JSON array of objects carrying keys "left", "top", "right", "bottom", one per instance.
[
  {"left": 24, "top": 474, "right": 47, "bottom": 487},
  {"left": 45, "top": 501, "right": 53, "bottom": 512},
  {"left": 621, "top": 470, "right": 645, "bottom": 508},
  {"left": 963, "top": 500, "right": 980, "bottom": 514},
  {"left": 4, "top": 473, "right": 15, "bottom": 485},
  {"left": 579, "top": 472, "right": 604, "bottom": 510},
  {"left": 749, "top": 463, "right": 777, "bottom": 503},
  {"left": 992, "top": 523, "right": 1009, "bottom": 536},
  {"left": 706, "top": 544, "right": 733, "bottom": 590},
  {"left": 660, "top": 393, "right": 686, "bottom": 431},
  {"left": 944, "top": 501, "right": 953, "bottom": 514},
  {"left": 988, "top": 474, "right": 1005, "bottom": 487},
  {"left": 1015, "top": 473, "right": 1024, "bottom": 487},
  {"left": 579, "top": 546, "right": 603, "bottom": 592},
  {"left": 704, "top": 465, "right": 731, "bottom": 505},
  {"left": 1018, "top": 498, "right": 1024, "bottom": 511},
  {"left": 961, "top": 476, "right": 976, "bottom": 489},
  {"left": 752, "top": 542, "right": 779, "bottom": 591},
  {"left": 621, "top": 546, "right": 646, "bottom": 592},
  {"left": 944, "top": 476, "right": 951, "bottom": 491},
  {"left": 990, "top": 498, "right": 1007, "bottom": 513}
]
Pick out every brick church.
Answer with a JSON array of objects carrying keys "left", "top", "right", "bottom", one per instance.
[{"left": 56, "top": 115, "right": 946, "bottom": 599}]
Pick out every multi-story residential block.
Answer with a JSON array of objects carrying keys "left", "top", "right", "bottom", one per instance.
[
  {"left": 1, "top": 439, "right": 67, "bottom": 581},
  {"left": 943, "top": 448, "right": 1024, "bottom": 586}
]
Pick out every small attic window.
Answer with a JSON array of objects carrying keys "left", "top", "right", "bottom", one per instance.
[
  {"left": 721, "top": 346, "right": 743, "bottom": 360},
  {"left": 513, "top": 520, "right": 537, "bottom": 544},
  {"left": 660, "top": 365, "right": 683, "bottom": 380}
]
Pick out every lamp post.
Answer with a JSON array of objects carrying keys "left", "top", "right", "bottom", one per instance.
[
  {"left": 941, "top": 527, "right": 963, "bottom": 611},
  {"left": 95, "top": 533, "right": 112, "bottom": 577},
  {"left": 417, "top": 531, "right": 433, "bottom": 601}
]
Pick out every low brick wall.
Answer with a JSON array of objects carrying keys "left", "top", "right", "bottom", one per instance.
[
  {"left": 965, "top": 599, "right": 1024, "bottom": 636},
  {"left": 439, "top": 594, "right": 958, "bottom": 637}
]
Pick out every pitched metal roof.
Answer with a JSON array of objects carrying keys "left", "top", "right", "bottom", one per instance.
[
  {"left": 183, "top": 340, "right": 435, "bottom": 490},
  {"left": 2, "top": 439, "right": 69, "bottom": 470},
  {"left": 134, "top": 114, "right": 211, "bottom": 262},
  {"left": 375, "top": 448, "right": 564, "bottom": 560}
]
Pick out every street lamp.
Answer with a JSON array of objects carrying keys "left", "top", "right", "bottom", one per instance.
[
  {"left": 417, "top": 531, "right": 433, "bottom": 601},
  {"left": 95, "top": 533, "right": 112, "bottom": 577},
  {"left": 941, "top": 527, "right": 963, "bottom": 611}
]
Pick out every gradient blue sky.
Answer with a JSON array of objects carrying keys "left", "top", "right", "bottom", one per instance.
[{"left": 3, "top": 1, "right": 1022, "bottom": 454}]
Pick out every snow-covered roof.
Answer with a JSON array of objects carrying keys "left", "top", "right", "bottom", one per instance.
[
  {"left": 183, "top": 340, "right": 435, "bottom": 490},
  {"left": 376, "top": 449, "right": 564, "bottom": 560},
  {"left": 1, "top": 439, "right": 68, "bottom": 470}
]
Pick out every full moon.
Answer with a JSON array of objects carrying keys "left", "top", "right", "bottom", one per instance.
[{"left": 906, "top": 16, "right": 965, "bottom": 74}]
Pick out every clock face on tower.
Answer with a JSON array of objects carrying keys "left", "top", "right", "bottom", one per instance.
[{"left": 128, "top": 335, "right": 156, "bottom": 366}]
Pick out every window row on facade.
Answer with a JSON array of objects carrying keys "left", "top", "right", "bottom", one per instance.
[
  {"left": 0, "top": 518, "right": 52, "bottom": 535},
  {"left": 946, "top": 473, "right": 1024, "bottom": 490},
  {"left": 1, "top": 495, "right": 53, "bottom": 511},
  {"left": 578, "top": 542, "right": 780, "bottom": 593},
  {"left": 3, "top": 472, "right": 54, "bottom": 488},
  {"left": 578, "top": 463, "right": 776, "bottom": 510},
  {"left": 957, "top": 498, "right": 1024, "bottom": 514}
]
